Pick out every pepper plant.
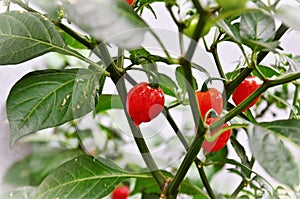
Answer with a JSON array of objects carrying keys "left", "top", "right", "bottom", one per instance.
[{"left": 1, "top": 0, "right": 300, "bottom": 198}]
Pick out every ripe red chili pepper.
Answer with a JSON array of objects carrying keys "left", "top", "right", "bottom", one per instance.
[
  {"left": 196, "top": 88, "right": 223, "bottom": 118},
  {"left": 111, "top": 186, "right": 130, "bottom": 199},
  {"left": 232, "top": 76, "right": 262, "bottom": 112},
  {"left": 126, "top": 0, "right": 134, "bottom": 5},
  {"left": 126, "top": 82, "right": 165, "bottom": 125},
  {"left": 202, "top": 118, "right": 232, "bottom": 153}
]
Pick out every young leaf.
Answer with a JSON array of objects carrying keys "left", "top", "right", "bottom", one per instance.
[
  {"left": 34, "top": 155, "right": 150, "bottom": 199},
  {"left": 95, "top": 94, "right": 123, "bottom": 113},
  {"left": 230, "top": 134, "right": 251, "bottom": 176},
  {"left": 252, "top": 65, "right": 280, "bottom": 78},
  {"left": 57, "top": 28, "right": 87, "bottom": 49},
  {"left": 240, "top": 11, "right": 275, "bottom": 42},
  {"left": 158, "top": 73, "right": 178, "bottom": 98},
  {"left": 4, "top": 149, "right": 84, "bottom": 186},
  {"left": 0, "top": 187, "right": 36, "bottom": 199},
  {"left": 259, "top": 120, "right": 300, "bottom": 148},
  {"left": 0, "top": 11, "right": 75, "bottom": 65},
  {"left": 205, "top": 146, "right": 228, "bottom": 173},
  {"left": 63, "top": 0, "right": 148, "bottom": 49},
  {"left": 248, "top": 124, "right": 299, "bottom": 188},
  {"left": 217, "top": 20, "right": 242, "bottom": 43},
  {"left": 176, "top": 66, "right": 198, "bottom": 93},
  {"left": 6, "top": 69, "right": 101, "bottom": 147},
  {"left": 285, "top": 57, "right": 300, "bottom": 72},
  {"left": 242, "top": 39, "right": 279, "bottom": 51}
]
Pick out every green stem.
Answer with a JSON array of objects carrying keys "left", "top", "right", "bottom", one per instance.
[
  {"left": 163, "top": 97, "right": 216, "bottom": 199},
  {"left": 168, "top": 2, "right": 211, "bottom": 197},
  {"left": 58, "top": 23, "right": 95, "bottom": 49},
  {"left": 179, "top": 31, "right": 185, "bottom": 55},
  {"left": 168, "top": 135, "right": 206, "bottom": 198},
  {"left": 11, "top": 0, "right": 34, "bottom": 11},
  {"left": 126, "top": 67, "right": 159, "bottom": 85},
  {"left": 238, "top": 44, "right": 251, "bottom": 67},
  {"left": 114, "top": 77, "right": 165, "bottom": 188},
  {"left": 270, "top": 72, "right": 300, "bottom": 86},
  {"left": 214, "top": 72, "right": 300, "bottom": 131},
  {"left": 211, "top": 47, "right": 226, "bottom": 79},
  {"left": 226, "top": 23, "right": 289, "bottom": 99},
  {"left": 97, "top": 42, "right": 166, "bottom": 189},
  {"left": 229, "top": 157, "right": 255, "bottom": 198},
  {"left": 290, "top": 83, "right": 300, "bottom": 119},
  {"left": 218, "top": 84, "right": 268, "bottom": 131},
  {"left": 163, "top": 109, "right": 189, "bottom": 150},
  {"left": 197, "top": 162, "right": 217, "bottom": 199},
  {"left": 116, "top": 48, "right": 124, "bottom": 69},
  {"left": 257, "top": 24, "right": 289, "bottom": 64},
  {"left": 179, "top": 58, "right": 205, "bottom": 130},
  {"left": 229, "top": 179, "right": 247, "bottom": 199},
  {"left": 251, "top": 51, "right": 267, "bottom": 81},
  {"left": 166, "top": 4, "right": 185, "bottom": 55}
]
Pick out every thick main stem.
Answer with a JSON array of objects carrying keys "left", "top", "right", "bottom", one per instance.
[
  {"left": 114, "top": 77, "right": 165, "bottom": 188},
  {"left": 102, "top": 44, "right": 166, "bottom": 189},
  {"left": 167, "top": 1, "right": 215, "bottom": 197},
  {"left": 163, "top": 109, "right": 215, "bottom": 198}
]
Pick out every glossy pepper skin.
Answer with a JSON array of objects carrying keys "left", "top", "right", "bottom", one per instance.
[
  {"left": 111, "top": 186, "right": 130, "bottom": 199},
  {"left": 232, "top": 76, "right": 262, "bottom": 112},
  {"left": 202, "top": 118, "right": 232, "bottom": 153},
  {"left": 126, "top": 82, "right": 165, "bottom": 125},
  {"left": 196, "top": 88, "right": 223, "bottom": 118},
  {"left": 126, "top": 0, "right": 134, "bottom": 5}
]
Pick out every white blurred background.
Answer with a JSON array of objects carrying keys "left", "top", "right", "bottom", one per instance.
[{"left": 0, "top": 1, "right": 300, "bottom": 197}]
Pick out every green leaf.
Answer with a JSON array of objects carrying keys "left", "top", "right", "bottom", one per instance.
[
  {"left": 63, "top": 0, "right": 148, "bottom": 49},
  {"left": 241, "top": 38, "right": 279, "bottom": 51},
  {"left": 205, "top": 145, "right": 228, "bottom": 173},
  {"left": 240, "top": 11, "right": 275, "bottom": 42},
  {"left": 193, "top": 194, "right": 207, "bottom": 199},
  {"left": 191, "top": 62, "right": 210, "bottom": 77},
  {"left": 6, "top": 69, "right": 101, "bottom": 147},
  {"left": 136, "top": 0, "right": 164, "bottom": 16},
  {"left": 158, "top": 73, "right": 178, "bottom": 97},
  {"left": 285, "top": 57, "right": 300, "bottom": 72},
  {"left": 4, "top": 149, "right": 84, "bottom": 186},
  {"left": 129, "top": 48, "right": 151, "bottom": 64},
  {"left": 95, "top": 94, "right": 123, "bottom": 113},
  {"left": 230, "top": 135, "right": 250, "bottom": 174},
  {"left": 259, "top": 120, "right": 300, "bottom": 148},
  {"left": 57, "top": 28, "right": 87, "bottom": 49},
  {"left": 131, "top": 171, "right": 209, "bottom": 198},
  {"left": 176, "top": 66, "right": 198, "bottom": 93},
  {"left": 248, "top": 124, "right": 299, "bottom": 188},
  {"left": 217, "top": 20, "right": 241, "bottom": 43},
  {"left": 0, "top": 187, "right": 36, "bottom": 199},
  {"left": 35, "top": 155, "right": 150, "bottom": 199},
  {"left": 0, "top": 11, "right": 75, "bottom": 65},
  {"left": 252, "top": 65, "right": 280, "bottom": 78}
]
